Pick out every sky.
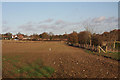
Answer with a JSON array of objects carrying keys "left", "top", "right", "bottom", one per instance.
[{"left": 2, "top": 2, "right": 118, "bottom": 35}]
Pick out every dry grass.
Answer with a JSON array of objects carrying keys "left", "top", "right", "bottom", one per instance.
[{"left": 2, "top": 40, "right": 119, "bottom": 78}]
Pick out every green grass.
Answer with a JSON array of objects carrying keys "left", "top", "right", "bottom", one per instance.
[
  {"left": 3, "top": 55, "right": 21, "bottom": 63},
  {"left": 3, "top": 56, "right": 55, "bottom": 78},
  {"left": 84, "top": 49, "right": 120, "bottom": 61}
]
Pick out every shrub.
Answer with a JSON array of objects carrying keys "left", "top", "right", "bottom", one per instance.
[
  {"left": 78, "top": 31, "right": 91, "bottom": 44},
  {"left": 91, "top": 34, "right": 103, "bottom": 46},
  {"left": 68, "top": 31, "right": 78, "bottom": 44}
]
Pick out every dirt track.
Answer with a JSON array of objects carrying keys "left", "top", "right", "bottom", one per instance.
[{"left": 2, "top": 40, "right": 119, "bottom": 78}]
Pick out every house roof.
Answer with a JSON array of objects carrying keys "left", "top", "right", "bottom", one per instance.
[{"left": 2, "top": 36, "right": 10, "bottom": 38}]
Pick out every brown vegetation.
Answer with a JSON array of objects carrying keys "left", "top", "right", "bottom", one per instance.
[
  {"left": 2, "top": 40, "right": 118, "bottom": 78},
  {"left": 67, "top": 29, "right": 120, "bottom": 47}
]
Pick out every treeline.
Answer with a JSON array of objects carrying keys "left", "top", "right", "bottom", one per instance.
[
  {"left": 67, "top": 29, "right": 120, "bottom": 46},
  {"left": 1, "top": 29, "right": 119, "bottom": 44},
  {"left": 0, "top": 32, "right": 68, "bottom": 41},
  {"left": 30, "top": 32, "right": 68, "bottom": 40}
]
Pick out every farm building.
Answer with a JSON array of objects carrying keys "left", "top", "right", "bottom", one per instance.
[
  {"left": 12, "top": 35, "right": 18, "bottom": 39},
  {"left": 2, "top": 33, "right": 12, "bottom": 40},
  {"left": 12, "top": 34, "right": 24, "bottom": 40},
  {"left": 17, "top": 34, "right": 24, "bottom": 40},
  {"left": 2, "top": 35, "right": 11, "bottom": 40}
]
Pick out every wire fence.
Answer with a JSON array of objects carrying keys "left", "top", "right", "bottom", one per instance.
[{"left": 67, "top": 41, "right": 120, "bottom": 53}]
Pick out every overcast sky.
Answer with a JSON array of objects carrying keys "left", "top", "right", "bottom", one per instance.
[{"left": 2, "top": 2, "right": 118, "bottom": 35}]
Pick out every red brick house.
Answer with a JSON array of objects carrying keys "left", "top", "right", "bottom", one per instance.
[{"left": 17, "top": 34, "right": 24, "bottom": 40}]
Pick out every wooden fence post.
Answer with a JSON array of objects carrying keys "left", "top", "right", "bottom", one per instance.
[
  {"left": 106, "top": 46, "right": 107, "bottom": 53},
  {"left": 98, "top": 46, "right": 100, "bottom": 53},
  {"left": 113, "top": 41, "right": 115, "bottom": 49},
  {"left": 79, "top": 44, "right": 80, "bottom": 47},
  {"left": 86, "top": 44, "right": 88, "bottom": 49},
  {"left": 89, "top": 45, "right": 90, "bottom": 49},
  {"left": 84, "top": 44, "right": 85, "bottom": 48},
  {"left": 90, "top": 39, "right": 91, "bottom": 46},
  {"left": 93, "top": 45, "right": 94, "bottom": 50}
]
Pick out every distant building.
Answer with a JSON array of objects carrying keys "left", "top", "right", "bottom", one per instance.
[
  {"left": 2, "top": 35, "right": 11, "bottom": 40},
  {"left": 2, "top": 33, "right": 12, "bottom": 40},
  {"left": 12, "top": 35, "right": 18, "bottom": 39},
  {"left": 12, "top": 34, "right": 24, "bottom": 40},
  {"left": 22, "top": 37, "right": 32, "bottom": 41},
  {"left": 17, "top": 34, "right": 24, "bottom": 40}
]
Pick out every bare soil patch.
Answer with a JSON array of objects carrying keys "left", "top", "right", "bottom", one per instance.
[{"left": 2, "top": 40, "right": 119, "bottom": 78}]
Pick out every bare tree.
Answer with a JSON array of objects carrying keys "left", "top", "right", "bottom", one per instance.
[
  {"left": 49, "top": 32, "right": 54, "bottom": 40},
  {"left": 83, "top": 23, "right": 96, "bottom": 46}
]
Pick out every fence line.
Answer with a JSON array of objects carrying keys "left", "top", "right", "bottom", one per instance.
[
  {"left": 67, "top": 42, "right": 108, "bottom": 53},
  {"left": 67, "top": 41, "right": 120, "bottom": 53}
]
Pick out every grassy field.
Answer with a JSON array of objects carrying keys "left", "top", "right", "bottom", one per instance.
[
  {"left": 3, "top": 56, "right": 54, "bottom": 78},
  {"left": 84, "top": 49, "right": 120, "bottom": 61},
  {"left": 68, "top": 43, "right": 120, "bottom": 61},
  {"left": 2, "top": 40, "right": 119, "bottom": 78},
  {"left": 2, "top": 40, "right": 56, "bottom": 78}
]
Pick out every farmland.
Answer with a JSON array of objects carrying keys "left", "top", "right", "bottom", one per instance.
[{"left": 2, "top": 40, "right": 119, "bottom": 78}]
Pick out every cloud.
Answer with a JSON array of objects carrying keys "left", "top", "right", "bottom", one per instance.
[
  {"left": 105, "top": 17, "right": 117, "bottom": 23},
  {"left": 81, "top": 16, "right": 118, "bottom": 33},
  {"left": 92, "top": 16, "right": 106, "bottom": 23},
  {"left": 37, "top": 24, "right": 50, "bottom": 29},
  {"left": 39, "top": 18, "right": 54, "bottom": 24},
  {"left": 2, "top": 21, "right": 11, "bottom": 32},
  {"left": 19, "top": 23, "right": 38, "bottom": 32},
  {"left": 11, "top": 16, "right": 118, "bottom": 35},
  {"left": 82, "top": 16, "right": 117, "bottom": 25},
  {"left": 55, "top": 20, "right": 65, "bottom": 25},
  {"left": 2, "top": 26, "right": 11, "bottom": 32},
  {"left": 37, "top": 24, "right": 63, "bottom": 30},
  {"left": 3, "top": 21, "right": 7, "bottom": 25}
]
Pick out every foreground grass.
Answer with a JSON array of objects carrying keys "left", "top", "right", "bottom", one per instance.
[
  {"left": 2, "top": 56, "right": 55, "bottom": 78},
  {"left": 84, "top": 49, "right": 120, "bottom": 61}
]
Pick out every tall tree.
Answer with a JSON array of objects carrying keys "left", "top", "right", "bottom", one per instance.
[
  {"left": 78, "top": 31, "right": 90, "bottom": 44},
  {"left": 91, "top": 34, "right": 103, "bottom": 46},
  {"left": 68, "top": 31, "right": 78, "bottom": 44},
  {"left": 49, "top": 32, "right": 54, "bottom": 40},
  {"left": 32, "top": 33, "right": 39, "bottom": 40},
  {"left": 63, "top": 32, "right": 68, "bottom": 39},
  {"left": 41, "top": 32, "right": 49, "bottom": 39},
  {"left": 83, "top": 23, "right": 95, "bottom": 46}
]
